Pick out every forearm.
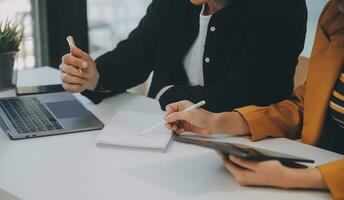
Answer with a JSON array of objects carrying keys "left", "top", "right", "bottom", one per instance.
[{"left": 210, "top": 112, "right": 250, "bottom": 136}]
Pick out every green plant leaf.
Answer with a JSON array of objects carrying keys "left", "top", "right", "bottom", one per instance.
[{"left": 0, "top": 19, "right": 24, "bottom": 53}]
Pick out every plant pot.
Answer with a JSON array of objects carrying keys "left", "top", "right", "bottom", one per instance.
[{"left": 0, "top": 51, "right": 16, "bottom": 91}]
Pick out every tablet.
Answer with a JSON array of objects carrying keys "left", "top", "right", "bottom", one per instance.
[
  {"left": 16, "top": 84, "right": 65, "bottom": 96},
  {"left": 175, "top": 136, "right": 314, "bottom": 168}
]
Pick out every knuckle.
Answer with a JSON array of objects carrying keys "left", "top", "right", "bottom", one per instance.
[
  {"left": 62, "top": 83, "right": 70, "bottom": 91},
  {"left": 236, "top": 177, "right": 247, "bottom": 185},
  {"left": 62, "top": 54, "right": 70, "bottom": 63},
  {"left": 65, "top": 66, "right": 72, "bottom": 74},
  {"left": 69, "top": 85, "right": 79, "bottom": 93},
  {"left": 165, "top": 105, "right": 172, "bottom": 111},
  {"left": 70, "top": 88, "right": 78, "bottom": 93},
  {"left": 77, "top": 60, "right": 84, "bottom": 67},
  {"left": 64, "top": 54, "right": 73, "bottom": 64},
  {"left": 62, "top": 74, "right": 71, "bottom": 82},
  {"left": 60, "top": 73, "right": 66, "bottom": 81},
  {"left": 62, "top": 55, "right": 66, "bottom": 63},
  {"left": 65, "top": 65, "right": 74, "bottom": 74}
]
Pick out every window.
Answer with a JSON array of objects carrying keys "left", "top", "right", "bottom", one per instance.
[
  {"left": 0, "top": 0, "right": 35, "bottom": 69},
  {"left": 87, "top": 0, "right": 151, "bottom": 58}
]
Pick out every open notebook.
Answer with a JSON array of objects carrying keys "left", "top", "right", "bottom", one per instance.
[{"left": 95, "top": 111, "right": 174, "bottom": 152}]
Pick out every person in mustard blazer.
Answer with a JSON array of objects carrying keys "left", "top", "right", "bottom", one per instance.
[{"left": 164, "top": 0, "right": 344, "bottom": 199}]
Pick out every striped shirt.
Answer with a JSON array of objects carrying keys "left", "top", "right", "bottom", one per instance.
[{"left": 329, "top": 67, "right": 344, "bottom": 129}]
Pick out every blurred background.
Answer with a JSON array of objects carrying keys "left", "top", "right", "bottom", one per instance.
[{"left": 0, "top": 0, "right": 328, "bottom": 70}]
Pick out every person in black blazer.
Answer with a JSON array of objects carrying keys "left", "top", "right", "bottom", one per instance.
[{"left": 59, "top": 0, "right": 307, "bottom": 112}]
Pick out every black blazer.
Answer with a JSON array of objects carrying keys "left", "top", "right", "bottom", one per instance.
[{"left": 82, "top": 0, "right": 307, "bottom": 112}]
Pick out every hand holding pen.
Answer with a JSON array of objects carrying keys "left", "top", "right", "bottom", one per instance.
[
  {"left": 140, "top": 101, "right": 206, "bottom": 135},
  {"left": 164, "top": 100, "right": 214, "bottom": 135},
  {"left": 164, "top": 100, "right": 250, "bottom": 136},
  {"left": 59, "top": 35, "right": 100, "bottom": 93}
]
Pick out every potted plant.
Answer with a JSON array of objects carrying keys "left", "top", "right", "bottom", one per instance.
[{"left": 0, "top": 19, "right": 23, "bottom": 90}]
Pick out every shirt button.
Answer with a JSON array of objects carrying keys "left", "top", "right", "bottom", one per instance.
[
  {"left": 210, "top": 26, "right": 216, "bottom": 32},
  {"left": 205, "top": 57, "right": 211, "bottom": 63}
]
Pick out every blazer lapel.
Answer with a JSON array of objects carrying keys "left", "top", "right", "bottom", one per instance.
[{"left": 302, "top": 25, "right": 344, "bottom": 145}]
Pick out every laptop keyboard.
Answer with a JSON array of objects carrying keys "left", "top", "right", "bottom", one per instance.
[{"left": 0, "top": 97, "right": 62, "bottom": 134}]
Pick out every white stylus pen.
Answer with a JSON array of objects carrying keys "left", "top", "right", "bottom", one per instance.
[
  {"left": 182, "top": 100, "right": 206, "bottom": 112},
  {"left": 66, "top": 36, "right": 82, "bottom": 73},
  {"left": 140, "top": 100, "right": 206, "bottom": 135}
]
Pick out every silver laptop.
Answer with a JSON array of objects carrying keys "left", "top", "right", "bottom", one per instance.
[{"left": 0, "top": 92, "right": 104, "bottom": 140}]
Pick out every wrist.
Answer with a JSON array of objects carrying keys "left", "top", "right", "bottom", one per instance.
[
  {"left": 205, "top": 112, "right": 220, "bottom": 134},
  {"left": 286, "top": 168, "right": 327, "bottom": 190}
]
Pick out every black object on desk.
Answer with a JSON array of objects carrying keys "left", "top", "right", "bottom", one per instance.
[
  {"left": 175, "top": 136, "right": 315, "bottom": 169},
  {"left": 16, "top": 84, "right": 65, "bottom": 96}
]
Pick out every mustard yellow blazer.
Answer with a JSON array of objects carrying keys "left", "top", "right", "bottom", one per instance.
[{"left": 236, "top": 2, "right": 344, "bottom": 199}]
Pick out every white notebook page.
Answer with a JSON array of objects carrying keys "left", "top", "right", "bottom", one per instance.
[{"left": 95, "top": 111, "right": 173, "bottom": 151}]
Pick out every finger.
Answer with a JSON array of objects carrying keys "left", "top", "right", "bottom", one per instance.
[
  {"left": 224, "top": 160, "right": 257, "bottom": 186},
  {"left": 175, "top": 127, "right": 185, "bottom": 134},
  {"left": 217, "top": 151, "right": 225, "bottom": 159},
  {"left": 165, "top": 102, "right": 183, "bottom": 116},
  {"left": 165, "top": 123, "right": 171, "bottom": 129},
  {"left": 171, "top": 124, "right": 179, "bottom": 132},
  {"left": 70, "top": 47, "right": 93, "bottom": 63},
  {"left": 223, "top": 159, "right": 245, "bottom": 177},
  {"left": 62, "top": 83, "right": 83, "bottom": 93},
  {"left": 62, "top": 53, "right": 88, "bottom": 70},
  {"left": 218, "top": 152, "right": 232, "bottom": 162},
  {"left": 165, "top": 123, "right": 174, "bottom": 131},
  {"left": 229, "top": 156, "right": 258, "bottom": 171},
  {"left": 257, "top": 160, "right": 284, "bottom": 168},
  {"left": 165, "top": 112, "right": 191, "bottom": 123},
  {"left": 59, "top": 63, "right": 87, "bottom": 79},
  {"left": 60, "top": 73, "right": 86, "bottom": 85},
  {"left": 165, "top": 100, "right": 194, "bottom": 116},
  {"left": 173, "top": 130, "right": 182, "bottom": 135},
  {"left": 165, "top": 104, "right": 176, "bottom": 116}
]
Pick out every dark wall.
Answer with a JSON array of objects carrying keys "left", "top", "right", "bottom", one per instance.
[{"left": 46, "top": 0, "right": 89, "bottom": 68}]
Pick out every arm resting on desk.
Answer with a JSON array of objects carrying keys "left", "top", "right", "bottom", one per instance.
[{"left": 236, "top": 85, "right": 344, "bottom": 199}]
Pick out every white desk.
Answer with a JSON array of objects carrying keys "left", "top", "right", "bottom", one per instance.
[{"left": 0, "top": 67, "right": 342, "bottom": 200}]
